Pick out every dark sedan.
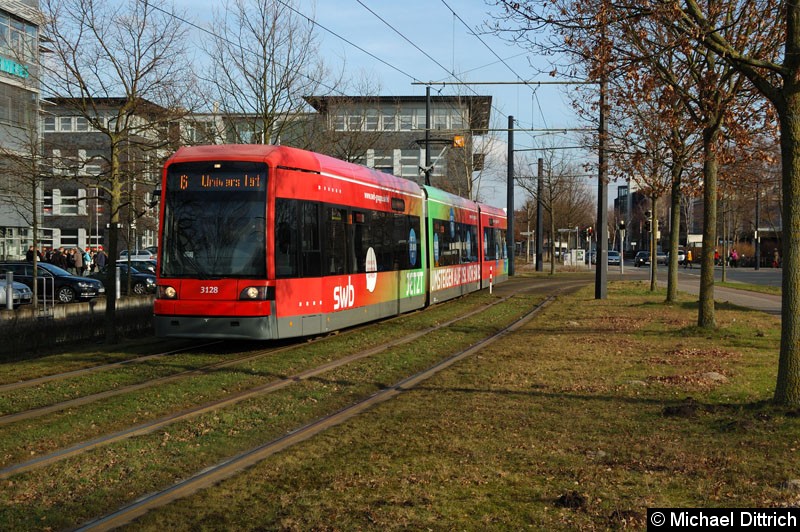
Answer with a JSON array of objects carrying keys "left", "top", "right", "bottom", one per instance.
[
  {"left": 91, "top": 264, "right": 156, "bottom": 295},
  {"left": 0, "top": 261, "right": 105, "bottom": 303},
  {"left": 116, "top": 258, "right": 156, "bottom": 274}
]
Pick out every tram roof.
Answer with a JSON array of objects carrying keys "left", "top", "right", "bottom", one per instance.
[{"left": 166, "top": 144, "right": 424, "bottom": 195}]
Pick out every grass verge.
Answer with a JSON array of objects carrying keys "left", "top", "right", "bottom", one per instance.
[
  {"left": 125, "top": 281, "right": 798, "bottom": 530},
  {"left": 0, "top": 291, "right": 542, "bottom": 530}
]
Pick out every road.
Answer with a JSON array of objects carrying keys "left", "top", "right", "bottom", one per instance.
[{"left": 608, "top": 260, "right": 782, "bottom": 316}]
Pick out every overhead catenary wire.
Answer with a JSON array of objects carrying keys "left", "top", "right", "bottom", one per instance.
[
  {"left": 350, "top": 0, "right": 516, "bottom": 124},
  {"left": 142, "top": 0, "right": 351, "bottom": 98}
]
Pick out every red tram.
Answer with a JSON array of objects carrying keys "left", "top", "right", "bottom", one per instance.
[{"left": 154, "top": 145, "right": 507, "bottom": 340}]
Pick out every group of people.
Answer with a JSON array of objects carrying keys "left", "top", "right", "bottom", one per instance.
[{"left": 26, "top": 245, "right": 108, "bottom": 276}]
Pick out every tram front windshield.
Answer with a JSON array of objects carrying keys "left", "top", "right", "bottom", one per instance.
[{"left": 161, "top": 161, "right": 267, "bottom": 278}]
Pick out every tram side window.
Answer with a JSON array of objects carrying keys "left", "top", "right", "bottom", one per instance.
[
  {"left": 351, "top": 211, "right": 368, "bottom": 274},
  {"left": 325, "top": 207, "right": 347, "bottom": 275},
  {"left": 462, "top": 224, "right": 478, "bottom": 263},
  {"left": 497, "top": 229, "right": 507, "bottom": 259},
  {"left": 434, "top": 218, "right": 471, "bottom": 267},
  {"left": 393, "top": 214, "right": 421, "bottom": 269},
  {"left": 301, "top": 202, "right": 322, "bottom": 277},
  {"left": 353, "top": 210, "right": 394, "bottom": 273},
  {"left": 275, "top": 199, "right": 298, "bottom": 278},
  {"left": 371, "top": 211, "right": 394, "bottom": 271},
  {"left": 484, "top": 227, "right": 497, "bottom": 261}
]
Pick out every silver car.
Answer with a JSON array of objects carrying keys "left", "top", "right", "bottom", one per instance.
[{"left": 0, "top": 280, "right": 33, "bottom": 308}]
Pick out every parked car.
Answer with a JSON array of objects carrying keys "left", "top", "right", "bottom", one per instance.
[
  {"left": 607, "top": 250, "right": 621, "bottom": 265},
  {"left": 655, "top": 251, "right": 668, "bottom": 264},
  {"left": 116, "top": 258, "right": 156, "bottom": 274},
  {"left": 119, "top": 248, "right": 156, "bottom": 260},
  {"left": 91, "top": 264, "right": 156, "bottom": 295},
  {"left": 0, "top": 261, "right": 105, "bottom": 303},
  {"left": 0, "top": 280, "right": 33, "bottom": 308},
  {"left": 634, "top": 251, "right": 650, "bottom": 267}
]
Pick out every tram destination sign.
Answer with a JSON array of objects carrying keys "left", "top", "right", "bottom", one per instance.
[{"left": 169, "top": 168, "right": 266, "bottom": 192}]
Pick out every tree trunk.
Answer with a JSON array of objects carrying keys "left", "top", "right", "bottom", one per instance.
[
  {"left": 549, "top": 215, "right": 556, "bottom": 275},
  {"left": 649, "top": 196, "right": 657, "bottom": 292},
  {"left": 698, "top": 124, "right": 719, "bottom": 329},
  {"left": 667, "top": 163, "right": 682, "bottom": 303},
  {"left": 775, "top": 92, "right": 800, "bottom": 405},
  {"left": 104, "top": 145, "right": 122, "bottom": 344}
]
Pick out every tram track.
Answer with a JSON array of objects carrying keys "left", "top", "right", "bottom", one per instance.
[
  {"left": 0, "top": 342, "right": 297, "bottom": 426},
  {"left": 0, "top": 295, "right": 495, "bottom": 426},
  {"left": 0, "top": 340, "right": 223, "bottom": 393},
  {"left": 76, "top": 291, "right": 558, "bottom": 531},
  {"left": 0, "top": 289, "right": 525, "bottom": 480},
  {"left": 0, "top": 276, "right": 590, "bottom": 531}
]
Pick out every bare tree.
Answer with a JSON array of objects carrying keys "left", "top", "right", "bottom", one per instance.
[
  {"left": 201, "top": 0, "right": 329, "bottom": 145},
  {"left": 38, "top": 0, "right": 196, "bottom": 342},
  {"left": 516, "top": 147, "right": 592, "bottom": 273}
]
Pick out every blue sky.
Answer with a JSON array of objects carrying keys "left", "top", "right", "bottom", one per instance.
[{"left": 171, "top": 0, "right": 596, "bottom": 208}]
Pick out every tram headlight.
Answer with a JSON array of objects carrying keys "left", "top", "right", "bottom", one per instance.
[
  {"left": 240, "top": 286, "right": 267, "bottom": 300},
  {"left": 159, "top": 285, "right": 177, "bottom": 299}
]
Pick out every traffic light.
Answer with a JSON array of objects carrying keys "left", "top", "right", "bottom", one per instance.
[{"left": 587, "top": 226, "right": 593, "bottom": 237}]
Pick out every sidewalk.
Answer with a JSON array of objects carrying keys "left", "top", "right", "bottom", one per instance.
[
  {"left": 513, "top": 260, "right": 782, "bottom": 316},
  {"left": 662, "top": 274, "right": 781, "bottom": 316}
]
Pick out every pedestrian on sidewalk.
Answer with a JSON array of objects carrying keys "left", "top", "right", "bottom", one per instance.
[{"left": 685, "top": 249, "right": 693, "bottom": 269}]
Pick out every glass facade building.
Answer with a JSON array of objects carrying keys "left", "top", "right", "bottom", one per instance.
[{"left": 0, "top": 0, "right": 40, "bottom": 260}]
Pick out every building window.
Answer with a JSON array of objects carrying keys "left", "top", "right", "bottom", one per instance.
[
  {"left": 48, "top": 188, "right": 84, "bottom": 216},
  {"left": 59, "top": 116, "right": 73, "bottom": 132},
  {"left": 347, "top": 114, "right": 362, "bottom": 131},
  {"left": 364, "top": 110, "right": 378, "bottom": 131},
  {"left": 399, "top": 149, "right": 419, "bottom": 178},
  {"left": 332, "top": 113, "right": 345, "bottom": 131},
  {"left": 43, "top": 192, "right": 52, "bottom": 215},
  {"left": 43, "top": 116, "right": 55, "bottom": 132},
  {"left": 0, "top": 83, "right": 35, "bottom": 126},
  {"left": 452, "top": 109, "right": 466, "bottom": 130},
  {"left": 75, "top": 117, "right": 89, "bottom": 132},
  {"left": 433, "top": 108, "right": 448, "bottom": 130},
  {"left": 372, "top": 150, "right": 393, "bottom": 174},
  {"left": 59, "top": 228, "right": 78, "bottom": 247},
  {"left": 399, "top": 109, "right": 413, "bottom": 131},
  {"left": 382, "top": 109, "right": 396, "bottom": 131},
  {"left": 0, "top": 12, "right": 37, "bottom": 64}
]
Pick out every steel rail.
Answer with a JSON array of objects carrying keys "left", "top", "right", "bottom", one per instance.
[
  {"left": 77, "top": 293, "right": 557, "bottom": 531},
  {"left": 0, "top": 340, "right": 222, "bottom": 393},
  {"left": 0, "top": 292, "right": 519, "bottom": 480}
]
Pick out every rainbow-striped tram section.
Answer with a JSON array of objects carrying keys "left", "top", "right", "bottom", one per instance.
[{"left": 154, "top": 145, "right": 507, "bottom": 340}]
